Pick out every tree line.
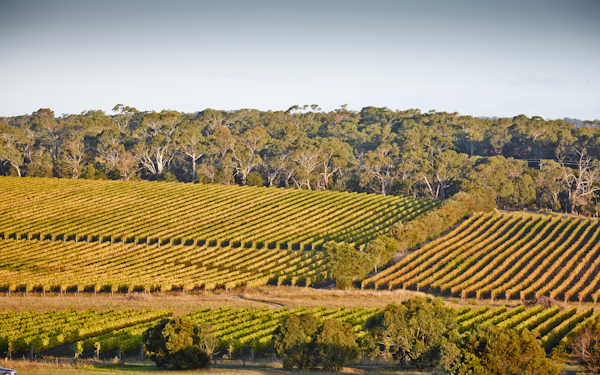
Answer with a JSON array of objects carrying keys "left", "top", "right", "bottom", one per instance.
[{"left": 1, "top": 105, "right": 598, "bottom": 214}]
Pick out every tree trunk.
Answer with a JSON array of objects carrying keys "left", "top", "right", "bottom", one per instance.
[
  {"left": 191, "top": 157, "right": 196, "bottom": 183},
  {"left": 12, "top": 163, "right": 22, "bottom": 177}
]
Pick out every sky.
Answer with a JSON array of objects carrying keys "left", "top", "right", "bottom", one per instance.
[{"left": 1, "top": 0, "right": 599, "bottom": 120}]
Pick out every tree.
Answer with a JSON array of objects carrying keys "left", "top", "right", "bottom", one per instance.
[
  {"left": 0, "top": 122, "right": 28, "bottom": 176},
  {"left": 559, "top": 149, "right": 600, "bottom": 214},
  {"left": 273, "top": 314, "right": 359, "bottom": 372},
  {"left": 364, "top": 235, "right": 397, "bottom": 273},
  {"left": 61, "top": 134, "right": 86, "bottom": 179},
  {"left": 536, "top": 160, "right": 565, "bottom": 211},
  {"left": 111, "top": 104, "right": 138, "bottom": 133},
  {"left": 323, "top": 241, "right": 374, "bottom": 289},
  {"left": 292, "top": 138, "right": 321, "bottom": 190},
  {"left": 31, "top": 108, "right": 63, "bottom": 163},
  {"left": 570, "top": 318, "right": 600, "bottom": 374},
  {"left": 96, "top": 128, "right": 140, "bottom": 180},
  {"left": 273, "top": 313, "right": 320, "bottom": 372},
  {"left": 142, "top": 316, "right": 211, "bottom": 370},
  {"left": 458, "top": 324, "right": 558, "bottom": 375},
  {"left": 316, "top": 137, "right": 353, "bottom": 190},
  {"left": 133, "top": 111, "right": 181, "bottom": 176},
  {"left": 315, "top": 319, "right": 360, "bottom": 371},
  {"left": 365, "top": 297, "right": 459, "bottom": 371},
  {"left": 227, "top": 126, "right": 269, "bottom": 185},
  {"left": 175, "top": 120, "right": 206, "bottom": 182},
  {"left": 357, "top": 145, "right": 400, "bottom": 196}
]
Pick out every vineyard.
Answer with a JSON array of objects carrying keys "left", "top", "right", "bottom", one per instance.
[
  {"left": 2, "top": 305, "right": 597, "bottom": 360},
  {"left": 364, "top": 211, "right": 600, "bottom": 302},
  {"left": 0, "top": 177, "right": 435, "bottom": 249},
  {"left": 0, "top": 239, "right": 331, "bottom": 293},
  {"left": 0, "top": 307, "right": 171, "bottom": 355},
  {"left": 0, "top": 177, "right": 436, "bottom": 292}
]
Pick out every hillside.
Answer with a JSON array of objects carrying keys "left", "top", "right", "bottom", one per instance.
[
  {"left": 365, "top": 211, "right": 600, "bottom": 302},
  {"left": 0, "top": 177, "right": 436, "bottom": 293},
  {"left": 0, "top": 177, "right": 435, "bottom": 248}
]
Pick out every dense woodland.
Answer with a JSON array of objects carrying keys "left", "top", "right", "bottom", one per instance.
[{"left": 1, "top": 105, "right": 599, "bottom": 214}]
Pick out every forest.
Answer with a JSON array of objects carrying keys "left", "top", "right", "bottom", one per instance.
[{"left": 0, "top": 105, "right": 599, "bottom": 215}]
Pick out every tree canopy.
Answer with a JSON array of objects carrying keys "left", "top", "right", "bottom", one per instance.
[{"left": 1, "top": 106, "right": 599, "bottom": 214}]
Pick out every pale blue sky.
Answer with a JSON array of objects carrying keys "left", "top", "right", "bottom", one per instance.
[{"left": 1, "top": 0, "right": 599, "bottom": 119}]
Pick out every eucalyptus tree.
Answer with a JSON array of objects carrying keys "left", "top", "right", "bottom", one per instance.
[
  {"left": 560, "top": 148, "right": 600, "bottom": 214},
  {"left": 175, "top": 120, "right": 207, "bottom": 182},
  {"left": 315, "top": 137, "right": 353, "bottom": 190},
  {"left": 61, "top": 134, "right": 86, "bottom": 178},
  {"left": 0, "top": 122, "right": 29, "bottom": 176},
  {"left": 111, "top": 104, "right": 139, "bottom": 133},
  {"left": 357, "top": 144, "right": 401, "bottom": 196},
  {"left": 96, "top": 127, "right": 140, "bottom": 180},
  {"left": 226, "top": 125, "right": 269, "bottom": 185},
  {"left": 30, "top": 108, "right": 64, "bottom": 163},
  {"left": 292, "top": 137, "right": 321, "bottom": 190},
  {"left": 133, "top": 110, "right": 181, "bottom": 176}
]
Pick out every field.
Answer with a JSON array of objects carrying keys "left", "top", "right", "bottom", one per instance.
[
  {"left": 364, "top": 211, "right": 600, "bottom": 302},
  {"left": 2, "top": 177, "right": 600, "bottom": 374},
  {"left": 2, "top": 302, "right": 597, "bottom": 368},
  {"left": 0, "top": 177, "right": 436, "bottom": 293},
  {"left": 0, "top": 177, "right": 435, "bottom": 249}
]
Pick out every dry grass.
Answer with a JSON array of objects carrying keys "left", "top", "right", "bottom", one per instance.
[
  {"left": 5, "top": 359, "right": 433, "bottom": 375},
  {"left": 0, "top": 286, "right": 479, "bottom": 314},
  {"left": 3, "top": 285, "right": 581, "bottom": 316},
  {"left": 239, "top": 287, "right": 437, "bottom": 309},
  {"left": 0, "top": 292, "right": 264, "bottom": 315}
]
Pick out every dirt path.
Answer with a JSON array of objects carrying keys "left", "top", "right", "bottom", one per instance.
[{"left": 230, "top": 295, "right": 284, "bottom": 309}]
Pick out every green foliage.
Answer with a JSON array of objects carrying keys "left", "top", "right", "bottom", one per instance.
[
  {"left": 142, "top": 316, "right": 211, "bottom": 370},
  {"left": 273, "top": 313, "right": 320, "bottom": 371},
  {"left": 323, "top": 241, "right": 374, "bottom": 289},
  {"left": 365, "top": 297, "right": 459, "bottom": 371},
  {"left": 315, "top": 319, "right": 360, "bottom": 371},
  {"left": 364, "top": 235, "right": 397, "bottom": 272},
  {"left": 390, "top": 189, "right": 495, "bottom": 251},
  {"left": 457, "top": 324, "right": 558, "bottom": 375},
  {"left": 246, "top": 171, "right": 264, "bottom": 186},
  {"left": 273, "top": 313, "right": 359, "bottom": 372}
]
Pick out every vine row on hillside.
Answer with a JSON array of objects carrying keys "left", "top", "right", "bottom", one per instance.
[
  {"left": 363, "top": 212, "right": 600, "bottom": 302},
  {"left": 0, "top": 177, "right": 437, "bottom": 249}
]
